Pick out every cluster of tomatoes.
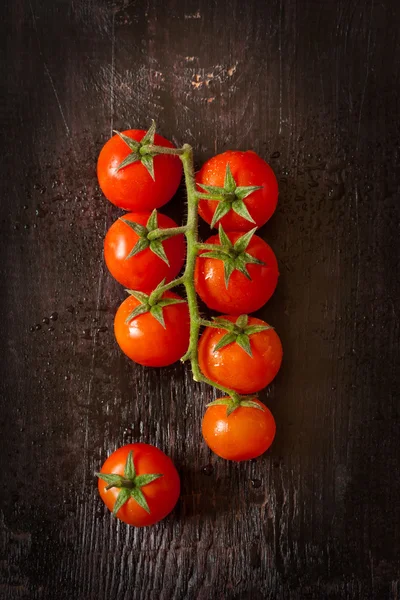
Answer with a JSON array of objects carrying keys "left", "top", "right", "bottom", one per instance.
[{"left": 94, "top": 124, "right": 282, "bottom": 526}]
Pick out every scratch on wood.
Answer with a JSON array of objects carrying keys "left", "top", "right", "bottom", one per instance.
[
  {"left": 110, "top": 10, "right": 116, "bottom": 136},
  {"left": 28, "top": 0, "right": 70, "bottom": 136}
]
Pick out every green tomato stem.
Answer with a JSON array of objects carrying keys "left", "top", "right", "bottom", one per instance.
[
  {"left": 144, "top": 144, "right": 185, "bottom": 156},
  {"left": 196, "top": 243, "right": 221, "bottom": 252},
  {"left": 148, "top": 275, "right": 186, "bottom": 304},
  {"left": 147, "top": 225, "right": 188, "bottom": 241},
  {"left": 149, "top": 143, "right": 240, "bottom": 403},
  {"left": 196, "top": 192, "right": 224, "bottom": 200}
]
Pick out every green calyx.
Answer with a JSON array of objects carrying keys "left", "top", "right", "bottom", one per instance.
[
  {"left": 114, "top": 120, "right": 157, "bottom": 180},
  {"left": 197, "top": 163, "right": 263, "bottom": 227},
  {"left": 209, "top": 314, "right": 272, "bottom": 357},
  {"left": 207, "top": 396, "right": 265, "bottom": 417},
  {"left": 124, "top": 280, "right": 185, "bottom": 328},
  {"left": 120, "top": 209, "right": 178, "bottom": 266},
  {"left": 199, "top": 225, "right": 264, "bottom": 287},
  {"left": 96, "top": 450, "right": 163, "bottom": 515}
]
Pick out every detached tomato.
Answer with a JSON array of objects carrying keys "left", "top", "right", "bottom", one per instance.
[
  {"left": 114, "top": 290, "right": 190, "bottom": 367},
  {"left": 202, "top": 398, "right": 276, "bottom": 461},
  {"left": 198, "top": 315, "right": 282, "bottom": 394},
  {"left": 197, "top": 150, "right": 278, "bottom": 231},
  {"left": 96, "top": 443, "right": 180, "bottom": 526},
  {"left": 195, "top": 228, "right": 278, "bottom": 314},
  {"left": 97, "top": 124, "right": 182, "bottom": 211},
  {"left": 104, "top": 211, "right": 185, "bottom": 291}
]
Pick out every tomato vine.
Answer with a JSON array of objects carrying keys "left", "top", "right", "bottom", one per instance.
[{"left": 140, "top": 140, "right": 247, "bottom": 405}]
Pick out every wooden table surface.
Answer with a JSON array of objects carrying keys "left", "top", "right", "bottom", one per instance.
[{"left": 1, "top": 1, "right": 400, "bottom": 598}]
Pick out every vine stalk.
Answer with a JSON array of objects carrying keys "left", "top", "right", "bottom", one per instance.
[{"left": 153, "top": 143, "right": 241, "bottom": 403}]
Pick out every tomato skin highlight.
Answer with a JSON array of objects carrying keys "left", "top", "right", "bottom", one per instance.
[
  {"left": 195, "top": 231, "right": 279, "bottom": 314},
  {"left": 97, "top": 130, "right": 182, "bottom": 211},
  {"left": 104, "top": 212, "right": 185, "bottom": 291},
  {"left": 202, "top": 399, "right": 276, "bottom": 461},
  {"left": 98, "top": 443, "right": 180, "bottom": 526},
  {"left": 114, "top": 291, "right": 190, "bottom": 367},
  {"left": 197, "top": 150, "right": 278, "bottom": 231},
  {"left": 198, "top": 316, "right": 283, "bottom": 394}
]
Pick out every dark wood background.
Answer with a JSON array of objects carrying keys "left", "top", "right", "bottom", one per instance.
[{"left": 1, "top": 0, "right": 400, "bottom": 598}]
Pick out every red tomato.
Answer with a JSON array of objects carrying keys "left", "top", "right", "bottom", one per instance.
[
  {"left": 202, "top": 398, "right": 276, "bottom": 461},
  {"left": 195, "top": 231, "right": 278, "bottom": 314},
  {"left": 198, "top": 316, "right": 282, "bottom": 394},
  {"left": 104, "top": 212, "right": 185, "bottom": 290},
  {"left": 97, "top": 443, "right": 180, "bottom": 526},
  {"left": 97, "top": 129, "right": 182, "bottom": 211},
  {"left": 114, "top": 291, "right": 190, "bottom": 367},
  {"left": 197, "top": 150, "right": 278, "bottom": 231}
]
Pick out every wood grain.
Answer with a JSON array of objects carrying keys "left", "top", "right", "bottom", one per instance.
[{"left": 1, "top": 0, "right": 399, "bottom": 598}]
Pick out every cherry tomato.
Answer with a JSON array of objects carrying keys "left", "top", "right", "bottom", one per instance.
[
  {"left": 202, "top": 398, "right": 276, "bottom": 461},
  {"left": 195, "top": 230, "right": 278, "bottom": 314},
  {"left": 198, "top": 316, "right": 282, "bottom": 393},
  {"left": 114, "top": 291, "right": 190, "bottom": 367},
  {"left": 104, "top": 212, "right": 185, "bottom": 291},
  {"left": 197, "top": 150, "right": 278, "bottom": 231},
  {"left": 97, "top": 443, "right": 180, "bottom": 526},
  {"left": 97, "top": 129, "right": 182, "bottom": 211}
]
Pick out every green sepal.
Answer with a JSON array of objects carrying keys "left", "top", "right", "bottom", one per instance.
[
  {"left": 125, "top": 237, "right": 150, "bottom": 260},
  {"left": 224, "top": 163, "right": 236, "bottom": 193},
  {"left": 240, "top": 400, "right": 265, "bottom": 411},
  {"left": 236, "top": 333, "right": 252, "bottom": 357},
  {"left": 131, "top": 487, "right": 150, "bottom": 513},
  {"left": 206, "top": 398, "right": 232, "bottom": 407},
  {"left": 226, "top": 403, "right": 239, "bottom": 417},
  {"left": 95, "top": 473, "right": 124, "bottom": 488},
  {"left": 200, "top": 226, "right": 264, "bottom": 288},
  {"left": 233, "top": 228, "right": 257, "bottom": 253},
  {"left": 210, "top": 201, "right": 231, "bottom": 228},
  {"left": 199, "top": 250, "right": 229, "bottom": 261},
  {"left": 114, "top": 130, "right": 140, "bottom": 152},
  {"left": 124, "top": 451, "right": 135, "bottom": 479},
  {"left": 146, "top": 209, "right": 158, "bottom": 231},
  {"left": 234, "top": 258, "right": 251, "bottom": 280},
  {"left": 116, "top": 153, "right": 141, "bottom": 172},
  {"left": 135, "top": 473, "right": 163, "bottom": 487},
  {"left": 212, "top": 317, "right": 236, "bottom": 330},
  {"left": 235, "top": 185, "right": 263, "bottom": 200},
  {"left": 124, "top": 303, "right": 149, "bottom": 324},
  {"left": 140, "top": 119, "right": 156, "bottom": 145},
  {"left": 114, "top": 122, "right": 157, "bottom": 178},
  {"left": 126, "top": 289, "right": 150, "bottom": 304},
  {"left": 150, "top": 240, "right": 170, "bottom": 266},
  {"left": 197, "top": 182, "right": 226, "bottom": 196},
  {"left": 241, "top": 253, "right": 264, "bottom": 266},
  {"left": 150, "top": 304, "right": 166, "bottom": 328},
  {"left": 218, "top": 224, "right": 232, "bottom": 248},
  {"left": 206, "top": 396, "right": 265, "bottom": 417},
  {"left": 236, "top": 314, "right": 249, "bottom": 328},
  {"left": 199, "top": 164, "right": 261, "bottom": 226},
  {"left": 213, "top": 331, "right": 237, "bottom": 352},
  {"left": 231, "top": 198, "right": 256, "bottom": 223},
  {"left": 120, "top": 218, "right": 147, "bottom": 237},
  {"left": 209, "top": 314, "right": 272, "bottom": 355},
  {"left": 113, "top": 131, "right": 140, "bottom": 172},
  {"left": 113, "top": 488, "right": 131, "bottom": 515},
  {"left": 96, "top": 448, "right": 164, "bottom": 518},
  {"left": 223, "top": 260, "right": 235, "bottom": 288},
  {"left": 141, "top": 154, "right": 155, "bottom": 180},
  {"left": 157, "top": 297, "right": 186, "bottom": 308},
  {"left": 245, "top": 324, "right": 273, "bottom": 335}
]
